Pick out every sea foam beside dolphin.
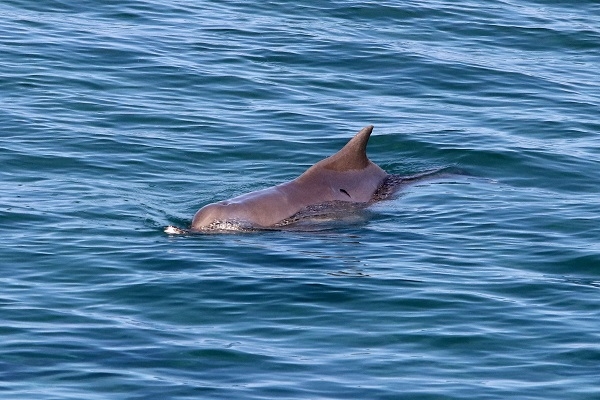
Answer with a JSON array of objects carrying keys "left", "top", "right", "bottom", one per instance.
[{"left": 165, "top": 125, "right": 448, "bottom": 233}]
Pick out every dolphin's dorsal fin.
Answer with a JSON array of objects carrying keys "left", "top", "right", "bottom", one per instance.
[{"left": 320, "top": 125, "right": 374, "bottom": 171}]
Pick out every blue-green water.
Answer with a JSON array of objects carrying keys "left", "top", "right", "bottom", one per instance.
[{"left": 2, "top": 0, "right": 600, "bottom": 398}]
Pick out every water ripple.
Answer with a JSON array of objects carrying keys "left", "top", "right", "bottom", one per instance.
[{"left": 2, "top": 0, "right": 600, "bottom": 398}]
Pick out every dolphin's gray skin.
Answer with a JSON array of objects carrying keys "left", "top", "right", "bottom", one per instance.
[
  {"left": 164, "top": 125, "right": 446, "bottom": 234},
  {"left": 191, "top": 125, "right": 385, "bottom": 231}
]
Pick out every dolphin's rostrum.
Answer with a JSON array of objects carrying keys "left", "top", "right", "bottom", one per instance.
[{"left": 165, "top": 125, "right": 445, "bottom": 233}]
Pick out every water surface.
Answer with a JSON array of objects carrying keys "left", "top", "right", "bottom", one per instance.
[{"left": 1, "top": 0, "right": 600, "bottom": 399}]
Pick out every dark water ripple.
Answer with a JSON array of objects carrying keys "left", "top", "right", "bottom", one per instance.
[{"left": 2, "top": 0, "right": 600, "bottom": 399}]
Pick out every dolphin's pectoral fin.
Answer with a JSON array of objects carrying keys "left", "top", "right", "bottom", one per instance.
[{"left": 339, "top": 188, "right": 351, "bottom": 198}]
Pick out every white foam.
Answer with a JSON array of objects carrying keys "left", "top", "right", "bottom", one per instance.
[{"left": 164, "top": 225, "right": 187, "bottom": 235}]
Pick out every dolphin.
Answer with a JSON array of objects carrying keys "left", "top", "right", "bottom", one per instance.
[{"left": 165, "top": 125, "right": 446, "bottom": 233}]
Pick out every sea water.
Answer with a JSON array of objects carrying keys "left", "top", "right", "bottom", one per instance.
[{"left": 1, "top": 1, "right": 599, "bottom": 398}]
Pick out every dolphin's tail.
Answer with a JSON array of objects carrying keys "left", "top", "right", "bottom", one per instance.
[{"left": 372, "top": 166, "right": 466, "bottom": 201}]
